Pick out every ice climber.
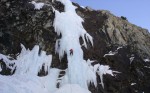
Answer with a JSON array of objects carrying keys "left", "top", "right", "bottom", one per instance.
[{"left": 70, "top": 49, "right": 73, "bottom": 56}]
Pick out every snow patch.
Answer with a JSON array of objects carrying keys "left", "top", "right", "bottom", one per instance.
[
  {"left": 130, "top": 57, "right": 134, "bottom": 64},
  {"left": 104, "top": 46, "right": 123, "bottom": 57},
  {"left": 144, "top": 66, "right": 150, "bottom": 68},
  {"left": 144, "top": 59, "right": 150, "bottom": 62},
  {"left": 117, "top": 46, "right": 122, "bottom": 50},
  {"left": 131, "top": 83, "right": 136, "bottom": 86},
  {"left": 31, "top": 1, "right": 44, "bottom": 10},
  {"left": 81, "top": 6, "right": 85, "bottom": 8},
  {"left": 104, "top": 51, "right": 116, "bottom": 57}
]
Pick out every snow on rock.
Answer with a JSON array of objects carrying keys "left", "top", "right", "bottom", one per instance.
[
  {"left": 104, "top": 51, "right": 116, "bottom": 57},
  {"left": 53, "top": 0, "right": 96, "bottom": 89},
  {"left": 81, "top": 6, "right": 85, "bottom": 9},
  {"left": 31, "top": 1, "right": 44, "bottom": 10},
  {"left": 144, "top": 59, "right": 150, "bottom": 62},
  {"left": 131, "top": 83, "right": 136, "bottom": 86},
  {"left": 104, "top": 46, "right": 123, "bottom": 57},
  {"left": 96, "top": 65, "right": 114, "bottom": 88},
  {"left": 144, "top": 66, "right": 150, "bottom": 68},
  {"left": 54, "top": 84, "right": 91, "bottom": 93},
  {"left": 117, "top": 46, "right": 122, "bottom": 50},
  {"left": 130, "top": 56, "right": 135, "bottom": 64},
  {"left": 0, "top": 54, "right": 16, "bottom": 72}
]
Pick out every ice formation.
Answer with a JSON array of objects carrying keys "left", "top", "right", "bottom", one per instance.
[
  {"left": 97, "top": 65, "right": 114, "bottom": 88},
  {"left": 53, "top": 0, "right": 96, "bottom": 89},
  {"left": 0, "top": 44, "right": 61, "bottom": 93},
  {"left": 88, "top": 63, "right": 116, "bottom": 88},
  {"left": 0, "top": 44, "right": 52, "bottom": 75}
]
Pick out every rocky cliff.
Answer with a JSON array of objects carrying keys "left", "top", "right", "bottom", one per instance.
[{"left": 0, "top": 0, "right": 150, "bottom": 93}]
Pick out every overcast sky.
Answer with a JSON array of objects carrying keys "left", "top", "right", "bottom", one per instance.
[{"left": 71, "top": 0, "right": 150, "bottom": 31}]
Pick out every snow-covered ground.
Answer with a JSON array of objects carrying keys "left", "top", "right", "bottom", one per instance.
[{"left": 0, "top": 69, "right": 91, "bottom": 93}]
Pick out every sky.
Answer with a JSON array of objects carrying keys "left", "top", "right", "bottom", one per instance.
[{"left": 71, "top": 0, "right": 150, "bottom": 31}]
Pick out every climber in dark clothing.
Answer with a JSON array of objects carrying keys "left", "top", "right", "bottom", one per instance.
[{"left": 70, "top": 49, "right": 73, "bottom": 56}]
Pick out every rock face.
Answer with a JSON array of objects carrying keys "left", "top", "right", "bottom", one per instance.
[{"left": 0, "top": 0, "right": 150, "bottom": 93}]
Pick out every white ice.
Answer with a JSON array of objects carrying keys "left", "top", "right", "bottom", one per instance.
[
  {"left": 53, "top": 0, "right": 96, "bottom": 89},
  {"left": 0, "top": 44, "right": 52, "bottom": 75}
]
